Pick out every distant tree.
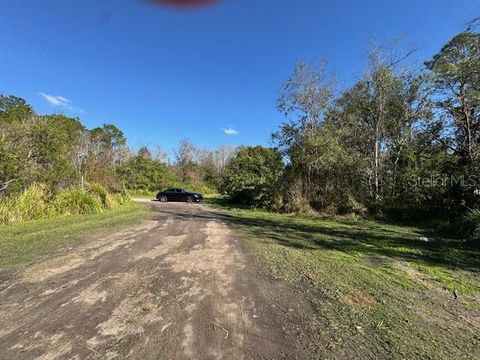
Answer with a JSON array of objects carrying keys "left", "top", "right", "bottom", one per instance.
[
  {"left": 426, "top": 30, "right": 480, "bottom": 169},
  {"left": 170, "top": 140, "right": 236, "bottom": 192},
  {"left": 0, "top": 94, "right": 34, "bottom": 124},
  {"left": 0, "top": 95, "right": 36, "bottom": 194},
  {"left": 424, "top": 30, "right": 480, "bottom": 210},
  {"left": 73, "top": 129, "right": 92, "bottom": 189},
  {"left": 91, "top": 124, "right": 126, "bottom": 150},
  {"left": 29, "top": 115, "right": 85, "bottom": 188},
  {"left": 154, "top": 145, "right": 169, "bottom": 164},
  {"left": 174, "top": 138, "right": 198, "bottom": 183},
  {"left": 276, "top": 61, "right": 334, "bottom": 133},
  {"left": 214, "top": 144, "right": 237, "bottom": 174},
  {"left": 119, "top": 155, "right": 176, "bottom": 192},
  {"left": 273, "top": 61, "right": 336, "bottom": 207},
  {"left": 137, "top": 146, "right": 153, "bottom": 159},
  {"left": 196, "top": 148, "right": 220, "bottom": 189},
  {"left": 87, "top": 124, "right": 127, "bottom": 187},
  {"left": 222, "top": 146, "right": 284, "bottom": 206}
]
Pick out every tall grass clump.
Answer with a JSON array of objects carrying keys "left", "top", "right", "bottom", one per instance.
[
  {"left": 111, "top": 193, "right": 130, "bottom": 206},
  {"left": 0, "top": 198, "right": 12, "bottom": 224},
  {"left": 0, "top": 183, "right": 130, "bottom": 225},
  {"left": 53, "top": 188, "right": 103, "bottom": 215},
  {"left": 0, "top": 184, "right": 53, "bottom": 223},
  {"left": 87, "top": 183, "right": 117, "bottom": 210}
]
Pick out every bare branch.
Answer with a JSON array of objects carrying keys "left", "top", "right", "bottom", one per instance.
[
  {"left": 0, "top": 179, "right": 16, "bottom": 192},
  {"left": 465, "top": 16, "right": 480, "bottom": 31},
  {"left": 387, "top": 48, "right": 418, "bottom": 69}
]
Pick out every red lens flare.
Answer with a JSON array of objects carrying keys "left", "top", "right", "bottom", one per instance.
[{"left": 146, "top": 0, "right": 219, "bottom": 7}]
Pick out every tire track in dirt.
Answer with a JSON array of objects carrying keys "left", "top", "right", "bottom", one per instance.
[{"left": 0, "top": 201, "right": 302, "bottom": 359}]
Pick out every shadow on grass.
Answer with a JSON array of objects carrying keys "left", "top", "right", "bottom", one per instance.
[{"left": 159, "top": 200, "right": 480, "bottom": 273}]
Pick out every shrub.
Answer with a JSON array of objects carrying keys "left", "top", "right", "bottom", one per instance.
[
  {"left": 119, "top": 156, "right": 177, "bottom": 192},
  {"left": 336, "top": 194, "right": 368, "bottom": 216},
  {"left": 463, "top": 208, "right": 480, "bottom": 243},
  {"left": 222, "top": 146, "right": 284, "bottom": 207},
  {"left": 278, "top": 179, "right": 314, "bottom": 213}
]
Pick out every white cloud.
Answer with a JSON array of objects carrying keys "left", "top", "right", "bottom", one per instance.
[
  {"left": 39, "top": 92, "right": 84, "bottom": 113},
  {"left": 39, "top": 92, "right": 71, "bottom": 106},
  {"left": 223, "top": 128, "right": 238, "bottom": 135}
]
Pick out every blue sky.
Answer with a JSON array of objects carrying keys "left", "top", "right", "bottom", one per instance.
[{"left": 1, "top": 0, "right": 479, "bottom": 153}]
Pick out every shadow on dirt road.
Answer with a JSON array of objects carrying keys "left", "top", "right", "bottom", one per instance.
[{"left": 0, "top": 201, "right": 318, "bottom": 360}]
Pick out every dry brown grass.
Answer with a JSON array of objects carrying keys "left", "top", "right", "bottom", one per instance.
[{"left": 340, "top": 290, "right": 375, "bottom": 310}]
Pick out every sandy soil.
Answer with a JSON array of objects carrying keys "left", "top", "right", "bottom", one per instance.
[{"left": 0, "top": 202, "right": 315, "bottom": 360}]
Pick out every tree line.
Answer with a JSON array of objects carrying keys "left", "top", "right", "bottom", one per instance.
[
  {"left": 1, "top": 24, "right": 479, "bottom": 233},
  {"left": 222, "top": 26, "right": 480, "bottom": 226},
  {"left": 0, "top": 97, "right": 236, "bottom": 201}
]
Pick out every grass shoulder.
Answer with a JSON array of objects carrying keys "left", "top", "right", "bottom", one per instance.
[
  {"left": 210, "top": 202, "right": 480, "bottom": 359},
  {"left": 0, "top": 202, "right": 151, "bottom": 268}
]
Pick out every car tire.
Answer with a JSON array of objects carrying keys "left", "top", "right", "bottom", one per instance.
[
  {"left": 186, "top": 196, "right": 194, "bottom": 203},
  {"left": 159, "top": 196, "right": 168, "bottom": 203}
]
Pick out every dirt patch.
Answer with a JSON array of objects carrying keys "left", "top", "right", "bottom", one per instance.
[
  {"left": 72, "top": 283, "right": 108, "bottom": 305},
  {"left": 341, "top": 289, "right": 375, "bottom": 310},
  {"left": 22, "top": 254, "right": 85, "bottom": 283},
  {"left": 1, "top": 202, "right": 302, "bottom": 359},
  {"left": 135, "top": 234, "right": 187, "bottom": 260},
  {"left": 97, "top": 294, "right": 162, "bottom": 337},
  {"left": 87, "top": 220, "right": 158, "bottom": 259}
]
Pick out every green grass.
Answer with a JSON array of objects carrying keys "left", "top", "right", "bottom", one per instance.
[
  {"left": 214, "top": 205, "right": 480, "bottom": 360},
  {"left": 127, "top": 189, "right": 158, "bottom": 199},
  {"left": 0, "top": 202, "right": 151, "bottom": 267}
]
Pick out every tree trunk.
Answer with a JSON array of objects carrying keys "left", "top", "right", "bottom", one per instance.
[
  {"left": 461, "top": 85, "right": 474, "bottom": 166},
  {"left": 374, "top": 127, "right": 380, "bottom": 202}
]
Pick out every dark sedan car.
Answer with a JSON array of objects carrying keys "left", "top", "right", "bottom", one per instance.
[{"left": 156, "top": 188, "right": 203, "bottom": 203}]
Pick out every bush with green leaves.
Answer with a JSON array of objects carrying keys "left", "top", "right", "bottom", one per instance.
[
  {"left": 119, "top": 156, "right": 177, "bottom": 192},
  {"left": 222, "top": 146, "right": 284, "bottom": 207},
  {"left": 463, "top": 208, "right": 480, "bottom": 243}
]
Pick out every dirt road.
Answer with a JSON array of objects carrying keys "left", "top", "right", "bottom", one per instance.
[{"left": 0, "top": 202, "right": 312, "bottom": 359}]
